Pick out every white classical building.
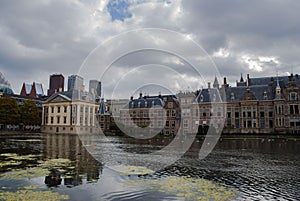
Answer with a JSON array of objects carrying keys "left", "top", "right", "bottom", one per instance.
[{"left": 41, "top": 92, "right": 99, "bottom": 134}]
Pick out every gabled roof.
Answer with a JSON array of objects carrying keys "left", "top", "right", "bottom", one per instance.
[{"left": 46, "top": 92, "right": 72, "bottom": 103}]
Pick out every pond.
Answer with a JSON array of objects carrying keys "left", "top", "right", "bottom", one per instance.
[{"left": 0, "top": 133, "right": 299, "bottom": 200}]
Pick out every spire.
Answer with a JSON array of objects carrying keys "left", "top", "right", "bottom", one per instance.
[
  {"left": 213, "top": 76, "right": 219, "bottom": 89},
  {"left": 275, "top": 74, "right": 282, "bottom": 99},
  {"left": 98, "top": 98, "right": 106, "bottom": 114},
  {"left": 240, "top": 73, "right": 244, "bottom": 82}
]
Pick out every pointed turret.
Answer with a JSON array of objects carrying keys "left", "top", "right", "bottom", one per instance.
[
  {"left": 275, "top": 78, "right": 282, "bottom": 99},
  {"left": 240, "top": 73, "right": 244, "bottom": 82},
  {"left": 98, "top": 98, "right": 106, "bottom": 114},
  {"left": 213, "top": 76, "right": 219, "bottom": 89}
]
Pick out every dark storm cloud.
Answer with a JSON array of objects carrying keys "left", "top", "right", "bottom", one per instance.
[{"left": 0, "top": 0, "right": 299, "bottom": 95}]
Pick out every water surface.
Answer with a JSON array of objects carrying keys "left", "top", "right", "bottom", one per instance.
[{"left": 0, "top": 133, "right": 299, "bottom": 200}]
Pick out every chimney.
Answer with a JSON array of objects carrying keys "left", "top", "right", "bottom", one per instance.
[
  {"left": 59, "top": 87, "right": 63, "bottom": 92},
  {"left": 247, "top": 74, "right": 250, "bottom": 86},
  {"left": 208, "top": 82, "right": 211, "bottom": 89},
  {"left": 139, "top": 92, "right": 142, "bottom": 99},
  {"left": 130, "top": 96, "right": 133, "bottom": 100},
  {"left": 223, "top": 77, "right": 227, "bottom": 85}
]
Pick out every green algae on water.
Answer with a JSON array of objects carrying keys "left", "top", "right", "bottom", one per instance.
[
  {"left": 0, "top": 167, "right": 50, "bottom": 180},
  {"left": 0, "top": 189, "right": 69, "bottom": 201},
  {"left": 127, "top": 176, "right": 237, "bottom": 201}
]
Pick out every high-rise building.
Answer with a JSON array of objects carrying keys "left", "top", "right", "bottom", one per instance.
[
  {"left": 68, "top": 75, "right": 84, "bottom": 92},
  {"left": 48, "top": 74, "right": 64, "bottom": 96},
  {"left": 89, "top": 80, "right": 101, "bottom": 97}
]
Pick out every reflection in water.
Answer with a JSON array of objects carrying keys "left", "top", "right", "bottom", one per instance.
[
  {"left": 0, "top": 133, "right": 299, "bottom": 200},
  {"left": 45, "top": 170, "right": 62, "bottom": 187},
  {"left": 42, "top": 133, "right": 103, "bottom": 187}
]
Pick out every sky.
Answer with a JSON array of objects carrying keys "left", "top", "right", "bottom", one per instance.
[{"left": 0, "top": 0, "right": 299, "bottom": 99}]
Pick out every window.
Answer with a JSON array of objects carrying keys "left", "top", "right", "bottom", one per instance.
[
  {"left": 260, "top": 111, "right": 264, "bottom": 117},
  {"left": 51, "top": 107, "right": 54, "bottom": 113},
  {"left": 202, "top": 108, "right": 206, "bottom": 117},
  {"left": 269, "top": 110, "right": 273, "bottom": 117},
  {"left": 171, "top": 121, "right": 175, "bottom": 127},
  {"left": 51, "top": 117, "right": 54, "bottom": 124},
  {"left": 235, "top": 112, "right": 239, "bottom": 118},
  {"left": 166, "top": 121, "right": 170, "bottom": 127},
  {"left": 168, "top": 102, "right": 173, "bottom": 108},
  {"left": 57, "top": 116, "right": 60, "bottom": 124},
  {"left": 269, "top": 120, "right": 273, "bottom": 128},
  {"left": 172, "top": 110, "right": 176, "bottom": 117},
  {"left": 63, "top": 116, "right": 67, "bottom": 124},
  {"left": 227, "top": 112, "right": 231, "bottom": 118},
  {"left": 64, "top": 106, "right": 67, "bottom": 113},
  {"left": 183, "top": 119, "right": 188, "bottom": 128},
  {"left": 57, "top": 106, "right": 60, "bottom": 113},
  {"left": 200, "top": 95, "right": 203, "bottom": 102},
  {"left": 289, "top": 92, "right": 298, "bottom": 101},
  {"left": 247, "top": 111, "right": 251, "bottom": 118},
  {"left": 248, "top": 120, "right": 252, "bottom": 128}
]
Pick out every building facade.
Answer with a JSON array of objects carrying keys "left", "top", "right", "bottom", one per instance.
[
  {"left": 68, "top": 75, "right": 84, "bottom": 92},
  {"left": 197, "top": 74, "right": 300, "bottom": 134},
  {"left": 48, "top": 74, "right": 64, "bottom": 96},
  {"left": 89, "top": 80, "right": 101, "bottom": 97},
  {"left": 119, "top": 93, "right": 180, "bottom": 135},
  {"left": 41, "top": 92, "right": 98, "bottom": 134}
]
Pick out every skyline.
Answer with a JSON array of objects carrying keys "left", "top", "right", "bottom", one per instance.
[{"left": 1, "top": 0, "right": 299, "bottom": 98}]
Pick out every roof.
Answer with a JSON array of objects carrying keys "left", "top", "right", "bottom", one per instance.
[
  {"left": 225, "top": 85, "right": 274, "bottom": 102},
  {"left": 196, "top": 88, "right": 222, "bottom": 103},
  {"left": 35, "top": 83, "right": 44, "bottom": 96},
  {"left": 25, "top": 84, "right": 32, "bottom": 94},
  {"left": 123, "top": 97, "right": 164, "bottom": 109},
  {"left": 249, "top": 74, "right": 300, "bottom": 86}
]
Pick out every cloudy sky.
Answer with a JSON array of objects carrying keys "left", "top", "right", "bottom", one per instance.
[{"left": 0, "top": 0, "right": 299, "bottom": 98}]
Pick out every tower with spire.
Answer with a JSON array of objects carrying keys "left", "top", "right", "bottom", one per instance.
[
  {"left": 98, "top": 98, "right": 106, "bottom": 114},
  {"left": 213, "top": 76, "right": 219, "bottom": 89},
  {"left": 275, "top": 77, "right": 282, "bottom": 99},
  {"left": 236, "top": 73, "right": 247, "bottom": 87}
]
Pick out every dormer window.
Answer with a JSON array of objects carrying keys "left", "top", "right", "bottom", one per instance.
[
  {"left": 263, "top": 91, "right": 268, "bottom": 99},
  {"left": 230, "top": 92, "right": 235, "bottom": 101},
  {"left": 152, "top": 101, "right": 155, "bottom": 106},
  {"left": 138, "top": 101, "right": 141, "bottom": 108},
  {"left": 145, "top": 101, "right": 148, "bottom": 108},
  {"left": 200, "top": 95, "right": 203, "bottom": 102},
  {"left": 131, "top": 102, "right": 134, "bottom": 108},
  {"left": 213, "top": 94, "right": 216, "bottom": 102}
]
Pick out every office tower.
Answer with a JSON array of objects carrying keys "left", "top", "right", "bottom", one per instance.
[
  {"left": 89, "top": 80, "right": 101, "bottom": 97},
  {"left": 68, "top": 75, "right": 84, "bottom": 92},
  {"left": 48, "top": 74, "right": 64, "bottom": 96}
]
